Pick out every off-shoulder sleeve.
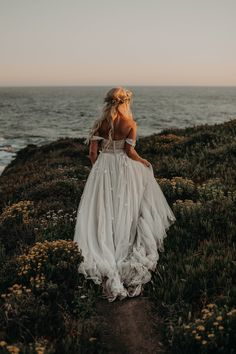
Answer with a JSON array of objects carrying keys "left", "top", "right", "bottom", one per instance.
[
  {"left": 90, "top": 135, "right": 104, "bottom": 141},
  {"left": 125, "top": 138, "right": 136, "bottom": 147}
]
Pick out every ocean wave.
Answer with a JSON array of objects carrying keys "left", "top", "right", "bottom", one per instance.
[
  {"left": 0, "top": 165, "right": 5, "bottom": 175},
  {"left": 0, "top": 145, "right": 15, "bottom": 153}
]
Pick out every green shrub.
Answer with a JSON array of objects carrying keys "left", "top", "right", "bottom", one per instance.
[
  {"left": 172, "top": 304, "right": 236, "bottom": 354},
  {"left": 16, "top": 240, "right": 84, "bottom": 307},
  {"left": 157, "top": 176, "right": 198, "bottom": 202},
  {"left": 0, "top": 240, "right": 101, "bottom": 353},
  {"left": 0, "top": 200, "right": 36, "bottom": 255},
  {"left": 34, "top": 209, "right": 77, "bottom": 242}
]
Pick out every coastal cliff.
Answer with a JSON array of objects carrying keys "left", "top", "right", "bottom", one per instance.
[{"left": 0, "top": 119, "right": 236, "bottom": 353}]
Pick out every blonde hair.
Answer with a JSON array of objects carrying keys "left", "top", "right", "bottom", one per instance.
[{"left": 84, "top": 87, "right": 134, "bottom": 150}]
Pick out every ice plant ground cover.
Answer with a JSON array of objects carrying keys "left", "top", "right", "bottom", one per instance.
[{"left": 0, "top": 118, "right": 236, "bottom": 353}]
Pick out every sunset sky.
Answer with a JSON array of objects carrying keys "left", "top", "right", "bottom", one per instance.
[{"left": 0, "top": 0, "right": 236, "bottom": 86}]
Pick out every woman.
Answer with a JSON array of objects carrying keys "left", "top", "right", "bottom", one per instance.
[{"left": 73, "top": 87, "right": 176, "bottom": 302}]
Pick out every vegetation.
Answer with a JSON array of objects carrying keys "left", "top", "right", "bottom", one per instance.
[
  {"left": 0, "top": 118, "right": 236, "bottom": 353},
  {"left": 140, "top": 118, "right": 236, "bottom": 354}
]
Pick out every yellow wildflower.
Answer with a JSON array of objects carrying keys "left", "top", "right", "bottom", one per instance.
[
  {"left": 195, "top": 319, "right": 203, "bottom": 323},
  {"left": 196, "top": 325, "right": 205, "bottom": 331},
  {"left": 0, "top": 341, "right": 7, "bottom": 347},
  {"left": 6, "top": 345, "right": 20, "bottom": 354},
  {"left": 195, "top": 334, "right": 201, "bottom": 340},
  {"left": 201, "top": 309, "right": 210, "bottom": 313},
  {"left": 207, "top": 304, "right": 216, "bottom": 309}
]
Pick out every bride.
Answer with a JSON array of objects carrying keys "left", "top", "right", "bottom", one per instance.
[{"left": 73, "top": 87, "right": 176, "bottom": 302}]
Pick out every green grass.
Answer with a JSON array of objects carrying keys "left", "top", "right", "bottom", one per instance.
[{"left": 0, "top": 118, "right": 236, "bottom": 353}]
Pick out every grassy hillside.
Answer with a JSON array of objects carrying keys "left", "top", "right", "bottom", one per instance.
[{"left": 0, "top": 118, "right": 236, "bottom": 353}]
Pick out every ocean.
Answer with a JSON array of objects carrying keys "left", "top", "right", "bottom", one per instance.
[{"left": 0, "top": 86, "right": 236, "bottom": 175}]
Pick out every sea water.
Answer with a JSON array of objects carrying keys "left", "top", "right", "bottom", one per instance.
[{"left": 0, "top": 86, "right": 236, "bottom": 175}]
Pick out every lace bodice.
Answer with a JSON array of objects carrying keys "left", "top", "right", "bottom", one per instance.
[{"left": 90, "top": 136, "right": 136, "bottom": 153}]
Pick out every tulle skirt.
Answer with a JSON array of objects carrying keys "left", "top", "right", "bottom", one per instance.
[{"left": 73, "top": 150, "right": 176, "bottom": 302}]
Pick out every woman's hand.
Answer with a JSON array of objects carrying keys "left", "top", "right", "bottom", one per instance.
[{"left": 141, "top": 158, "right": 151, "bottom": 168}]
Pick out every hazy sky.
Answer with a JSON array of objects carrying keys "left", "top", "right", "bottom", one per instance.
[{"left": 1, "top": 0, "right": 236, "bottom": 86}]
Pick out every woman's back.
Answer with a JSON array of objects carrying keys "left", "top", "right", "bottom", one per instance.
[{"left": 98, "top": 114, "right": 135, "bottom": 140}]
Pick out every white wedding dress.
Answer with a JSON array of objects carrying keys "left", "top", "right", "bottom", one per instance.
[{"left": 73, "top": 136, "right": 176, "bottom": 302}]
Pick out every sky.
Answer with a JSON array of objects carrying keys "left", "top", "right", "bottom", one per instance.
[{"left": 0, "top": 0, "right": 236, "bottom": 86}]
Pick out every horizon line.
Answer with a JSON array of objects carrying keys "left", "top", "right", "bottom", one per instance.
[{"left": 1, "top": 84, "right": 236, "bottom": 88}]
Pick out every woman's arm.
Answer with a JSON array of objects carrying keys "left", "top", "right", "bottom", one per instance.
[
  {"left": 89, "top": 133, "right": 101, "bottom": 165},
  {"left": 124, "top": 122, "right": 150, "bottom": 167},
  {"left": 89, "top": 141, "right": 98, "bottom": 165}
]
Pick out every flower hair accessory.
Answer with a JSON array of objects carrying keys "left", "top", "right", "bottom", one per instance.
[{"left": 104, "top": 96, "right": 128, "bottom": 105}]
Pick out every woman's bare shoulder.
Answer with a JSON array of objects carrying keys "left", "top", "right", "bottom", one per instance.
[
  {"left": 121, "top": 117, "right": 136, "bottom": 126},
  {"left": 127, "top": 119, "right": 137, "bottom": 129}
]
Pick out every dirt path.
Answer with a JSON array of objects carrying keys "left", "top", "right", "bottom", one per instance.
[{"left": 94, "top": 295, "right": 165, "bottom": 354}]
